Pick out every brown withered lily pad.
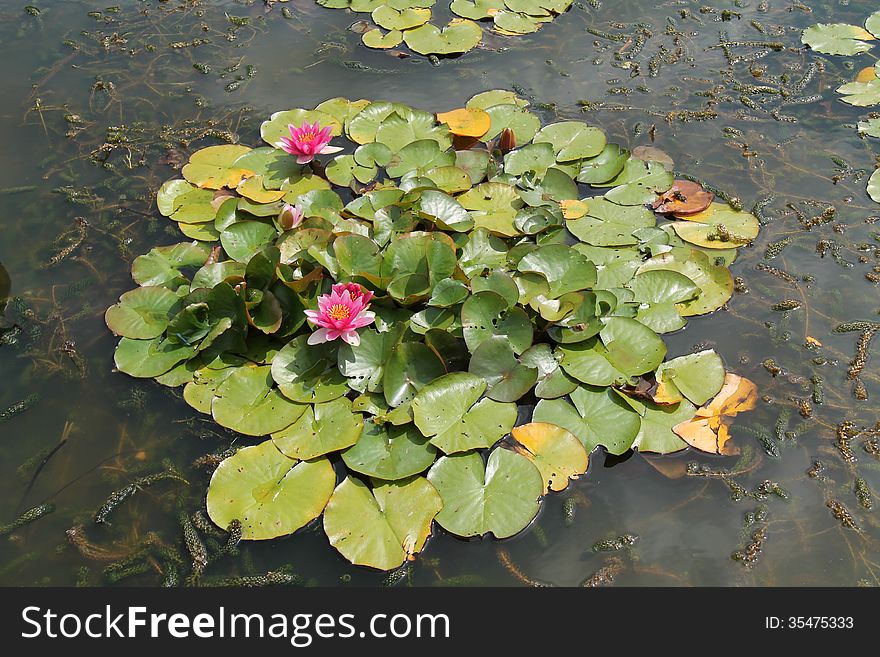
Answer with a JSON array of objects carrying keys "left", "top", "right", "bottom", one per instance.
[{"left": 652, "top": 180, "right": 714, "bottom": 216}]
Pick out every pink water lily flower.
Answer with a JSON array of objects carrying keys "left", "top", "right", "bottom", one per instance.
[
  {"left": 277, "top": 121, "right": 343, "bottom": 164},
  {"left": 279, "top": 203, "right": 304, "bottom": 230},
  {"left": 305, "top": 284, "right": 375, "bottom": 346}
]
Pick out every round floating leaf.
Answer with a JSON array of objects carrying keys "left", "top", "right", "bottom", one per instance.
[
  {"left": 521, "top": 343, "right": 578, "bottom": 399},
  {"left": 403, "top": 19, "right": 483, "bottom": 56},
  {"left": 114, "top": 337, "right": 196, "bottom": 378},
  {"left": 221, "top": 221, "right": 279, "bottom": 263},
  {"left": 451, "top": 0, "right": 505, "bottom": 19},
  {"left": 566, "top": 198, "right": 655, "bottom": 247},
  {"left": 324, "top": 476, "right": 442, "bottom": 570},
  {"left": 458, "top": 182, "right": 522, "bottom": 236},
  {"left": 105, "top": 286, "right": 180, "bottom": 339},
  {"left": 482, "top": 103, "right": 541, "bottom": 144},
  {"left": 326, "top": 154, "right": 377, "bottom": 187},
  {"left": 637, "top": 247, "right": 732, "bottom": 316},
  {"left": 383, "top": 341, "right": 446, "bottom": 407},
  {"left": 271, "top": 335, "right": 349, "bottom": 403},
  {"left": 375, "top": 111, "right": 452, "bottom": 153},
  {"left": 418, "top": 190, "right": 474, "bottom": 231},
  {"left": 493, "top": 10, "right": 540, "bottom": 35},
  {"left": 372, "top": 5, "right": 432, "bottom": 30},
  {"left": 655, "top": 349, "right": 725, "bottom": 407},
  {"left": 837, "top": 78, "right": 880, "bottom": 107},
  {"left": 533, "top": 384, "right": 641, "bottom": 454},
  {"left": 337, "top": 325, "right": 406, "bottom": 393},
  {"left": 468, "top": 336, "right": 538, "bottom": 402},
  {"left": 342, "top": 420, "right": 438, "bottom": 480},
  {"left": 670, "top": 203, "right": 759, "bottom": 249},
  {"left": 436, "top": 107, "right": 491, "bottom": 137},
  {"left": 510, "top": 422, "right": 589, "bottom": 493},
  {"left": 576, "top": 143, "right": 629, "bottom": 184},
  {"left": 182, "top": 145, "right": 254, "bottom": 190},
  {"left": 458, "top": 227, "right": 508, "bottom": 276},
  {"left": 428, "top": 448, "right": 543, "bottom": 538},
  {"left": 622, "top": 394, "right": 695, "bottom": 454},
  {"left": 131, "top": 242, "right": 213, "bottom": 289},
  {"left": 801, "top": 23, "right": 875, "bottom": 55},
  {"left": 534, "top": 121, "right": 606, "bottom": 162},
  {"left": 206, "top": 440, "right": 335, "bottom": 540},
  {"left": 869, "top": 169, "right": 880, "bottom": 204},
  {"left": 868, "top": 11, "right": 880, "bottom": 39},
  {"left": 503, "top": 142, "right": 556, "bottom": 176},
  {"left": 362, "top": 28, "right": 405, "bottom": 49},
  {"left": 157, "top": 180, "right": 217, "bottom": 224},
  {"left": 516, "top": 244, "right": 597, "bottom": 297},
  {"left": 412, "top": 372, "right": 517, "bottom": 453},
  {"left": 260, "top": 108, "right": 342, "bottom": 147},
  {"left": 654, "top": 180, "right": 714, "bottom": 215},
  {"left": 467, "top": 89, "right": 530, "bottom": 110},
  {"left": 858, "top": 117, "right": 880, "bottom": 138},
  {"left": 354, "top": 142, "right": 393, "bottom": 168},
  {"left": 461, "top": 290, "right": 533, "bottom": 353},
  {"left": 271, "top": 398, "right": 364, "bottom": 460},
  {"left": 211, "top": 365, "right": 308, "bottom": 436},
  {"left": 600, "top": 316, "right": 666, "bottom": 377},
  {"left": 386, "top": 139, "right": 455, "bottom": 178}
]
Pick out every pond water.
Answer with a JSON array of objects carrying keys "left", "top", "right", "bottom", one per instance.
[{"left": 1, "top": 0, "right": 879, "bottom": 587}]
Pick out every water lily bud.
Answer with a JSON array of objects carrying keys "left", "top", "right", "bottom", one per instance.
[
  {"left": 279, "top": 203, "right": 304, "bottom": 230},
  {"left": 499, "top": 127, "right": 516, "bottom": 154}
]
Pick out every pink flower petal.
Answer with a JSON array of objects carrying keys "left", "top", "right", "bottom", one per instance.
[{"left": 307, "top": 328, "right": 331, "bottom": 345}]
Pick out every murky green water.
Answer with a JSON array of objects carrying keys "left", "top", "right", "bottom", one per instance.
[{"left": 1, "top": 0, "right": 879, "bottom": 586}]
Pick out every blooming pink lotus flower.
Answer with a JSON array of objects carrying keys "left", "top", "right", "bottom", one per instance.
[
  {"left": 279, "top": 203, "right": 304, "bottom": 230},
  {"left": 305, "top": 284, "right": 375, "bottom": 346},
  {"left": 277, "top": 121, "right": 343, "bottom": 164}
]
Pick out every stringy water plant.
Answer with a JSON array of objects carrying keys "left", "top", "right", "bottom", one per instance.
[
  {"left": 325, "top": 0, "right": 573, "bottom": 56},
  {"left": 105, "top": 91, "right": 760, "bottom": 570}
]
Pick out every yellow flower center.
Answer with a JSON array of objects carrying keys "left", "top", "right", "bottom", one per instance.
[
  {"left": 327, "top": 304, "right": 351, "bottom": 320},
  {"left": 299, "top": 131, "right": 315, "bottom": 143}
]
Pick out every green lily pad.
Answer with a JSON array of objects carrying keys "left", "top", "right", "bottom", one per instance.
[
  {"left": 533, "top": 384, "right": 641, "bottom": 454},
  {"left": 157, "top": 180, "right": 216, "bottom": 224},
  {"left": 342, "top": 420, "right": 438, "bottom": 480},
  {"left": 801, "top": 23, "right": 875, "bottom": 56},
  {"left": 654, "top": 349, "right": 725, "bottom": 407},
  {"left": 576, "top": 143, "right": 629, "bottom": 184},
  {"left": 412, "top": 372, "right": 517, "bottom": 453},
  {"left": 516, "top": 244, "right": 597, "bottom": 297},
  {"left": 461, "top": 289, "right": 532, "bottom": 352},
  {"left": 182, "top": 145, "right": 254, "bottom": 190},
  {"left": 271, "top": 397, "right": 364, "bottom": 460},
  {"left": 221, "top": 221, "right": 279, "bottom": 263},
  {"left": 324, "top": 476, "right": 442, "bottom": 570},
  {"left": 337, "top": 325, "right": 406, "bottom": 393},
  {"left": 467, "top": 336, "right": 538, "bottom": 402},
  {"left": 867, "top": 11, "right": 880, "bottom": 39},
  {"left": 383, "top": 341, "right": 447, "bottom": 407},
  {"left": 372, "top": 5, "right": 432, "bottom": 30},
  {"left": 450, "top": 0, "right": 505, "bottom": 20},
  {"left": 637, "top": 247, "right": 732, "bottom": 316},
  {"left": 533, "top": 121, "right": 606, "bottom": 162},
  {"left": 620, "top": 393, "right": 695, "bottom": 454},
  {"left": 428, "top": 448, "right": 543, "bottom": 538},
  {"left": 386, "top": 139, "right": 456, "bottom": 178},
  {"left": 670, "top": 203, "right": 759, "bottom": 249},
  {"left": 418, "top": 190, "right": 474, "bottom": 231},
  {"left": 510, "top": 422, "right": 590, "bottom": 492},
  {"left": 131, "top": 242, "right": 213, "bottom": 288},
  {"left": 481, "top": 103, "right": 541, "bottom": 144},
  {"left": 870, "top": 169, "right": 880, "bottom": 204},
  {"left": 567, "top": 198, "right": 656, "bottom": 247},
  {"left": 403, "top": 19, "right": 483, "bottom": 56},
  {"left": 837, "top": 78, "right": 880, "bottom": 107},
  {"left": 503, "top": 142, "right": 556, "bottom": 176},
  {"left": 362, "top": 28, "right": 405, "bottom": 49},
  {"left": 105, "top": 286, "right": 180, "bottom": 339},
  {"left": 493, "top": 10, "right": 541, "bottom": 35},
  {"left": 271, "top": 335, "right": 350, "bottom": 403},
  {"left": 521, "top": 343, "right": 578, "bottom": 399},
  {"left": 458, "top": 182, "right": 523, "bottom": 236},
  {"left": 458, "top": 227, "right": 508, "bottom": 276},
  {"left": 206, "top": 440, "right": 335, "bottom": 540},
  {"left": 211, "top": 365, "right": 308, "bottom": 436},
  {"left": 113, "top": 336, "right": 197, "bottom": 379}
]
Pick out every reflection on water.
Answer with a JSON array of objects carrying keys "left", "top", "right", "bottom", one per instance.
[{"left": 0, "top": 0, "right": 879, "bottom": 586}]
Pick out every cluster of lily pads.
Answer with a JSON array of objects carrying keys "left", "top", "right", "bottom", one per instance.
[
  {"left": 105, "top": 91, "right": 760, "bottom": 570},
  {"left": 322, "top": 0, "right": 572, "bottom": 55},
  {"left": 802, "top": 10, "right": 880, "bottom": 203}
]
